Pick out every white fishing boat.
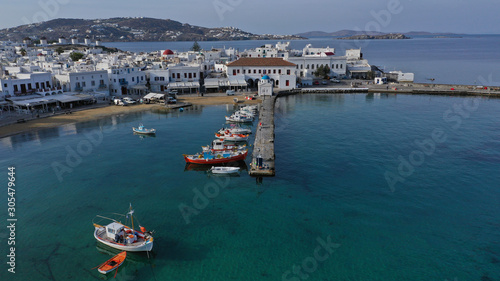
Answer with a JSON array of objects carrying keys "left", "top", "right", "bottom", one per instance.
[
  {"left": 202, "top": 139, "right": 247, "bottom": 152},
  {"left": 209, "top": 166, "right": 240, "bottom": 174},
  {"left": 217, "top": 125, "right": 252, "bottom": 135},
  {"left": 93, "top": 204, "right": 154, "bottom": 252},
  {"left": 225, "top": 113, "right": 253, "bottom": 123},
  {"left": 132, "top": 124, "right": 156, "bottom": 135}
]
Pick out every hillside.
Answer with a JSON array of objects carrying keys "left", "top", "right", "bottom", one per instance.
[
  {"left": 295, "top": 29, "right": 386, "bottom": 37},
  {"left": 0, "top": 17, "right": 304, "bottom": 42}
]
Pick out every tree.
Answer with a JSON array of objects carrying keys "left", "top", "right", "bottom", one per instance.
[
  {"left": 191, "top": 41, "right": 201, "bottom": 52},
  {"left": 313, "top": 65, "right": 331, "bottom": 79},
  {"left": 70, "top": 52, "right": 84, "bottom": 61},
  {"left": 55, "top": 47, "right": 64, "bottom": 55},
  {"left": 19, "top": 48, "right": 27, "bottom": 56}
]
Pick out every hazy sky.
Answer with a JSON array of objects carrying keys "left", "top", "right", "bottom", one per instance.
[{"left": 2, "top": 0, "right": 499, "bottom": 34}]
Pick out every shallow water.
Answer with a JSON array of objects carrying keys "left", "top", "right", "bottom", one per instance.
[{"left": 1, "top": 94, "right": 499, "bottom": 280}]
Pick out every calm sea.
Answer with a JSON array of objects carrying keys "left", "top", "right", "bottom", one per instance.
[
  {"left": 1, "top": 93, "right": 499, "bottom": 280},
  {"left": 105, "top": 35, "right": 500, "bottom": 86}
]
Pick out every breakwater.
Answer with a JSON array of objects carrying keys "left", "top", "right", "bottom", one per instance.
[{"left": 249, "top": 96, "right": 276, "bottom": 177}]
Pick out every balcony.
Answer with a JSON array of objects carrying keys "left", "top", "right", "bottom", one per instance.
[
  {"left": 98, "top": 84, "right": 108, "bottom": 89},
  {"left": 74, "top": 86, "right": 83, "bottom": 92},
  {"left": 119, "top": 80, "right": 128, "bottom": 86}
]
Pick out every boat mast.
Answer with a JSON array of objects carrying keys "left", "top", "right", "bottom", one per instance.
[{"left": 129, "top": 203, "right": 135, "bottom": 231}]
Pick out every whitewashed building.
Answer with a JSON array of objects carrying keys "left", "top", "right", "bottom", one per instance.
[
  {"left": 107, "top": 66, "right": 147, "bottom": 95},
  {"left": 226, "top": 58, "right": 297, "bottom": 90},
  {"left": 54, "top": 70, "right": 109, "bottom": 93}
]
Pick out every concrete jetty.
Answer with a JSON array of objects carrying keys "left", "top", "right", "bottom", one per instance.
[{"left": 249, "top": 96, "right": 276, "bottom": 177}]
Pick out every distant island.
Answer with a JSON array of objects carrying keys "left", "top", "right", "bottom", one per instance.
[
  {"left": 295, "top": 30, "right": 463, "bottom": 39},
  {"left": 0, "top": 17, "right": 304, "bottom": 42},
  {"left": 338, "top": 33, "right": 410, "bottom": 40}
]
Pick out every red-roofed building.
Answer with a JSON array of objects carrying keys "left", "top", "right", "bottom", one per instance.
[{"left": 226, "top": 58, "right": 296, "bottom": 90}]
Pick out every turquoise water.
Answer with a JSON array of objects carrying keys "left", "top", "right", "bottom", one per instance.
[{"left": 1, "top": 94, "right": 500, "bottom": 280}]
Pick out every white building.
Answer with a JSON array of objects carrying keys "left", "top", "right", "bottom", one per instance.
[
  {"left": 107, "top": 66, "right": 147, "bottom": 95},
  {"left": 226, "top": 58, "right": 297, "bottom": 90},
  {"left": 0, "top": 68, "right": 54, "bottom": 98},
  {"left": 54, "top": 70, "right": 109, "bottom": 93}
]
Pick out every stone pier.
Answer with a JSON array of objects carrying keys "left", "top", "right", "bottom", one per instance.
[{"left": 249, "top": 96, "right": 276, "bottom": 177}]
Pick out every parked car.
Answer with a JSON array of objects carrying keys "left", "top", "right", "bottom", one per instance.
[
  {"left": 226, "top": 90, "right": 235, "bottom": 96},
  {"left": 321, "top": 80, "right": 328, "bottom": 85},
  {"left": 330, "top": 79, "right": 341, "bottom": 83},
  {"left": 122, "top": 97, "right": 136, "bottom": 104},
  {"left": 167, "top": 97, "right": 177, "bottom": 104},
  {"left": 313, "top": 81, "right": 320, "bottom": 85}
]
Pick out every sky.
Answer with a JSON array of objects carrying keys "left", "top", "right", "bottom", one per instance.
[{"left": 1, "top": 0, "right": 500, "bottom": 34}]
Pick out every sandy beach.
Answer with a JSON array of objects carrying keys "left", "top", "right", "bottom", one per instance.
[{"left": 0, "top": 94, "right": 261, "bottom": 138}]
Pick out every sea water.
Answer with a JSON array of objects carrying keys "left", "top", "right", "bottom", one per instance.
[
  {"left": 0, "top": 94, "right": 499, "bottom": 280},
  {"left": 105, "top": 35, "right": 500, "bottom": 86}
]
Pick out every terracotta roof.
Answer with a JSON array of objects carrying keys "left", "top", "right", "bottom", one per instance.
[{"left": 227, "top": 58, "right": 296, "bottom": 67}]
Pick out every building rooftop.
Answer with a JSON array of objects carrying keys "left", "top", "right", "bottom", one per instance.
[{"left": 227, "top": 58, "right": 296, "bottom": 67}]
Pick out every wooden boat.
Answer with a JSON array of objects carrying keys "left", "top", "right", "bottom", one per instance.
[
  {"left": 225, "top": 114, "right": 253, "bottom": 123},
  {"left": 210, "top": 166, "right": 240, "bottom": 174},
  {"left": 132, "top": 124, "right": 156, "bottom": 135},
  {"left": 217, "top": 126, "right": 252, "bottom": 135},
  {"left": 202, "top": 139, "right": 247, "bottom": 153},
  {"left": 97, "top": 251, "right": 127, "bottom": 274},
  {"left": 93, "top": 204, "right": 154, "bottom": 252},
  {"left": 214, "top": 132, "right": 249, "bottom": 142},
  {"left": 183, "top": 150, "right": 248, "bottom": 164}
]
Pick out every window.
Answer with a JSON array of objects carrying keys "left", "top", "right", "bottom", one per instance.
[
  {"left": 307, "top": 64, "right": 309, "bottom": 69},
  {"left": 194, "top": 73, "right": 196, "bottom": 78},
  {"left": 28, "top": 84, "right": 32, "bottom": 90},
  {"left": 172, "top": 73, "right": 175, "bottom": 79},
  {"left": 91, "top": 81, "right": 95, "bottom": 86},
  {"left": 35, "top": 82, "right": 39, "bottom": 88},
  {"left": 340, "top": 64, "right": 343, "bottom": 69},
  {"left": 114, "top": 79, "right": 117, "bottom": 82},
  {"left": 278, "top": 69, "right": 282, "bottom": 74},
  {"left": 237, "top": 69, "right": 240, "bottom": 74},
  {"left": 273, "top": 69, "right": 276, "bottom": 74},
  {"left": 286, "top": 80, "right": 289, "bottom": 87},
  {"left": 132, "top": 77, "right": 135, "bottom": 82},
  {"left": 82, "top": 82, "right": 86, "bottom": 87},
  {"left": 233, "top": 70, "right": 237, "bottom": 76},
  {"left": 177, "top": 73, "right": 180, "bottom": 79},
  {"left": 311, "top": 64, "right": 314, "bottom": 70},
  {"left": 253, "top": 70, "right": 256, "bottom": 74},
  {"left": 243, "top": 69, "right": 246, "bottom": 74},
  {"left": 189, "top": 73, "right": 192, "bottom": 79},
  {"left": 276, "top": 80, "right": 279, "bottom": 86},
  {"left": 259, "top": 70, "right": 262, "bottom": 74},
  {"left": 46, "top": 81, "right": 50, "bottom": 87},
  {"left": 263, "top": 70, "right": 266, "bottom": 74},
  {"left": 14, "top": 85, "right": 18, "bottom": 92},
  {"left": 287, "top": 70, "right": 290, "bottom": 75},
  {"left": 155, "top": 77, "right": 159, "bottom": 81}
]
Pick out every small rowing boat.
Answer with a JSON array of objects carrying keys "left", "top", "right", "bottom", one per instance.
[{"left": 97, "top": 251, "right": 127, "bottom": 274}]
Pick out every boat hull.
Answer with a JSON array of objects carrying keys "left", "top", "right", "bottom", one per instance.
[
  {"left": 98, "top": 251, "right": 126, "bottom": 274},
  {"left": 94, "top": 227, "right": 153, "bottom": 252},
  {"left": 184, "top": 151, "right": 248, "bottom": 164}
]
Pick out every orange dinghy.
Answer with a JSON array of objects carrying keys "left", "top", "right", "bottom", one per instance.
[{"left": 97, "top": 251, "right": 127, "bottom": 274}]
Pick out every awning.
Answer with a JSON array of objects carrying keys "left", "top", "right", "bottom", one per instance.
[
  {"left": 168, "top": 82, "right": 200, "bottom": 89},
  {"left": 143, "top": 93, "right": 165, "bottom": 99},
  {"left": 228, "top": 76, "right": 247, "bottom": 87},
  {"left": 12, "top": 98, "right": 57, "bottom": 107}
]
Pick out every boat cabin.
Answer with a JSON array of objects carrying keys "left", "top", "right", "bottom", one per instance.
[
  {"left": 212, "top": 140, "right": 225, "bottom": 150},
  {"left": 106, "top": 222, "right": 125, "bottom": 240}
]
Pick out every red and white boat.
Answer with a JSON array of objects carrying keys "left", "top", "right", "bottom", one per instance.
[
  {"left": 183, "top": 150, "right": 248, "bottom": 164},
  {"left": 97, "top": 251, "right": 127, "bottom": 274},
  {"left": 217, "top": 126, "right": 252, "bottom": 135},
  {"left": 215, "top": 132, "right": 249, "bottom": 142},
  {"left": 202, "top": 139, "right": 247, "bottom": 153}
]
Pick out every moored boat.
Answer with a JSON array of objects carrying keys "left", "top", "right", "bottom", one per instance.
[
  {"left": 202, "top": 139, "right": 247, "bottom": 153},
  {"left": 209, "top": 166, "right": 240, "bottom": 174},
  {"left": 225, "top": 114, "right": 253, "bottom": 123},
  {"left": 97, "top": 251, "right": 127, "bottom": 274},
  {"left": 183, "top": 150, "right": 248, "bottom": 164},
  {"left": 133, "top": 124, "right": 156, "bottom": 135},
  {"left": 93, "top": 205, "right": 154, "bottom": 252},
  {"left": 217, "top": 125, "right": 252, "bottom": 135},
  {"left": 215, "top": 132, "right": 249, "bottom": 142}
]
